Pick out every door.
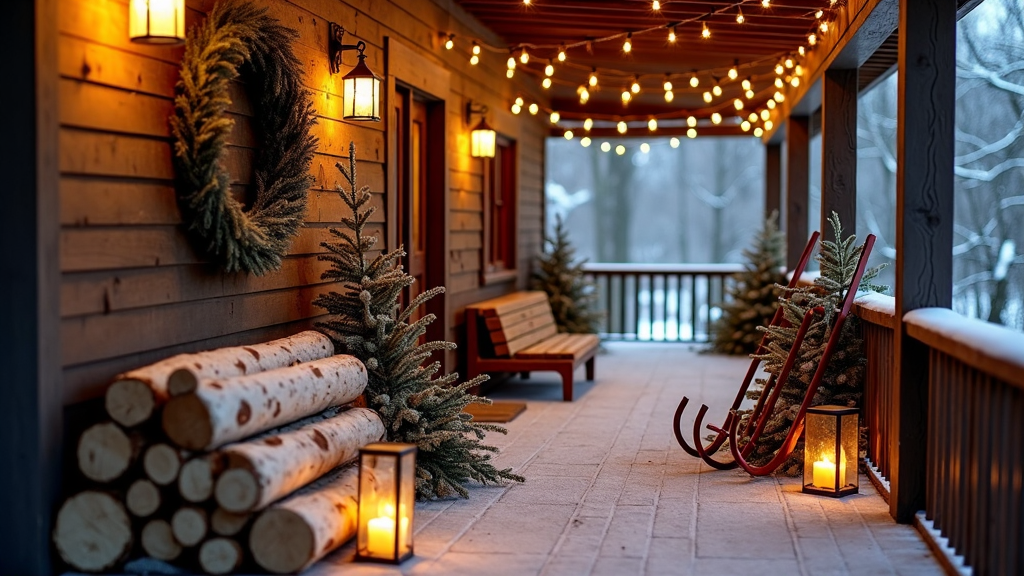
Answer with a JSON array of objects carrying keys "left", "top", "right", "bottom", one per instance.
[{"left": 395, "top": 88, "right": 430, "bottom": 325}]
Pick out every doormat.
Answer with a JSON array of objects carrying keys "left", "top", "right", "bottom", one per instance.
[{"left": 464, "top": 401, "right": 527, "bottom": 423}]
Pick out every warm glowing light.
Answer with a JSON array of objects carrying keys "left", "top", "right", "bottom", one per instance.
[
  {"left": 470, "top": 54, "right": 479, "bottom": 65},
  {"left": 507, "top": 56, "right": 516, "bottom": 70},
  {"left": 711, "top": 112, "right": 722, "bottom": 125},
  {"left": 748, "top": 112, "right": 758, "bottom": 123},
  {"left": 444, "top": 34, "right": 454, "bottom": 50},
  {"left": 623, "top": 33, "right": 632, "bottom": 53},
  {"left": 774, "top": 91, "right": 785, "bottom": 102},
  {"left": 557, "top": 45, "right": 566, "bottom": 61},
  {"left": 528, "top": 103, "right": 539, "bottom": 115},
  {"left": 523, "top": 0, "right": 530, "bottom": 4},
  {"left": 767, "top": 99, "right": 776, "bottom": 109},
  {"left": 670, "top": 137, "right": 680, "bottom": 148},
  {"left": 761, "top": 0, "right": 770, "bottom": 7},
  {"left": 663, "top": 79, "right": 673, "bottom": 91},
  {"left": 808, "top": 33, "right": 817, "bottom": 45},
  {"left": 542, "top": 78, "right": 551, "bottom": 89},
  {"left": 615, "top": 144, "right": 626, "bottom": 155},
  {"left": 728, "top": 66, "right": 738, "bottom": 81},
  {"left": 754, "top": 127, "right": 764, "bottom": 137},
  {"left": 687, "top": 128, "right": 697, "bottom": 138},
  {"left": 712, "top": 84, "right": 722, "bottom": 97},
  {"left": 652, "top": 0, "right": 661, "bottom": 10},
  {"left": 690, "top": 74, "right": 699, "bottom": 88},
  {"left": 795, "top": 64, "right": 804, "bottom": 76},
  {"left": 581, "top": 136, "right": 591, "bottom": 147},
  {"left": 775, "top": 78, "right": 784, "bottom": 89},
  {"left": 621, "top": 90, "right": 632, "bottom": 103},
  {"left": 703, "top": 91, "right": 712, "bottom": 103},
  {"left": 687, "top": 116, "right": 697, "bottom": 127},
  {"left": 584, "top": 118, "right": 594, "bottom": 131},
  {"left": 648, "top": 118, "right": 658, "bottom": 131},
  {"left": 515, "top": 96, "right": 525, "bottom": 107},
  {"left": 664, "top": 90, "right": 674, "bottom": 102},
  {"left": 741, "top": 120, "right": 751, "bottom": 132},
  {"left": 764, "top": 120, "right": 774, "bottom": 131},
  {"left": 550, "top": 111, "right": 560, "bottom": 124},
  {"left": 734, "top": 98, "right": 744, "bottom": 110},
  {"left": 668, "top": 27, "right": 677, "bottom": 43},
  {"left": 631, "top": 79, "right": 641, "bottom": 94},
  {"left": 775, "top": 63, "right": 785, "bottom": 75},
  {"left": 472, "top": 43, "right": 481, "bottom": 55},
  {"left": 745, "top": 89, "right": 755, "bottom": 99},
  {"left": 617, "top": 121, "right": 627, "bottom": 134},
  {"left": 736, "top": 8, "right": 745, "bottom": 23},
  {"left": 564, "top": 130, "right": 574, "bottom": 140},
  {"left": 519, "top": 48, "right": 529, "bottom": 64},
  {"left": 579, "top": 86, "right": 590, "bottom": 103},
  {"left": 511, "top": 104, "right": 521, "bottom": 114},
  {"left": 790, "top": 77, "right": 800, "bottom": 87},
  {"left": 470, "top": 118, "right": 496, "bottom": 158},
  {"left": 640, "top": 142, "right": 651, "bottom": 153},
  {"left": 129, "top": 0, "right": 186, "bottom": 44},
  {"left": 341, "top": 52, "right": 382, "bottom": 122},
  {"left": 589, "top": 70, "right": 599, "bottom": 87},
  {"left": 701, "top": 21, "right": 710, "bottom": 39},
  {"left": 601, "top": 141, "right": 611, "bottom": 152},
  {"left": 798, "top": 46, "right": 806, "bottom": 56},
  {"left": 785, "top": 57, "right": 794, "bottom": 68},
  {"left": 741, "top": 78, "right": 752, "bottom": 91},
  {"left": 545, "top": 62, "right": 554, "bottom": 76},
  {"left": 820, "top": 21, "right": 829, "bottom": 33},
  {"left": 761, "top": 109, "right": 771, "bottom": 121}
]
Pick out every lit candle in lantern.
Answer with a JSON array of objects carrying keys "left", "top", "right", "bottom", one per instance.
[
  {"left": 367, "top": 515, "right": 395, "bottom": 556},
  {"left": 812, "top": 450, "right": 847, "bottom": 490}
]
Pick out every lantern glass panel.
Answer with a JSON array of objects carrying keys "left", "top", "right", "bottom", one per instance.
[
  {"left": 357, "top": 444, "right": 416, "bottom": 563},
  {"left": 471, "top": 126, "right": 496, "bottom": 158},
  {"left": 130, "top": 0, "right": 185, "bottom": 44},
  {"left": 344, "top": 74, "right": 381, "bottom": 121},
  {"left": 802, "top": 405, "right": 858, "bottom": 497}
]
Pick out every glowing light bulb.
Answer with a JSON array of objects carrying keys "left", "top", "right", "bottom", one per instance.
[
  {"left": 581, "top": 136, "right": 591, "bottom": 147},
  {"left": 785, "top": 57, "right": 794, "bottom": 68},
  {"left": 472, "top": 43, "right": 481, "bottom": 55},
  {"left": 728, "top": 66, "right": 738, "bottom": 81},
  {"left": 795, "top": 64, "right": 804, "bottom": 76},
  {"left": 761, "top": 109, "right": 770, "bottom": 121},
  {"left": 734, "top": 99, "right": 744, "bottom": 110},
  {"left": 550, "top": 111, "right": 560, "bottom": 123},
  {"left": 617, "top": 121, "right": 627, "bottom": 134},
  {"left": 631, "top": 79, "right": 641, "bottom": 94},
  {"left": 808, "top": 33, "right": 817, "bottom": 46},
  {"left": 589, "top": 70, "right": 598, "bottom": 87},
  {"left": 749, "top": 112, "right": 758, "bottom": 123},
  {"left": 507, "top": 57, "right": 516, "bottom": 70},
  {"left": 541, "top": 76, "right": 551, "bottom": 89},
  {"left": 444, "top": 34, "right": 454, "bottom": 50},
  {"left": 664, "top": 90, "right": 674, "bottom": 102},
  {"left": 690, "top": 74, "right": 699, "bottom": 88},
  {"left": 648, "top": 118, "right": 657, "bottom": 131},
  {"left": 762, "top": 0, "right": 770, "bottom": 7},
  {"left": 470, "top": 54, "right": 479, "bottom": 65},
  {"left": 764, "top": 120, "right": 774, "bottom": 131},
  {"left": 668, "top": 27, "right": 677, "bottom": 43},
  {"left": 701, "top": 21, "right": 710, "bottom": 39},
  {"left": 564, "top": 130, "right": 573, "bottom": 140},
  {"left": 515, "top": 97, "right": 524, "bottom": 106},
  {"left": 741, "top": 120, "right": 751, "bottom": 132},
  {"left": 816, "top": 10, "right": 824, "bottom": 19},
  {"left": 579, "top": 87, "right": 589, "bottom": 103},
  {"left": 584, "top": 118, "right": 593, "bottom": 131},
  {"left": 798, "top": 46, "right": 806, "bottom": 56},
  {"left": 741, "top": 78, "right": 752, "bottom": 91},
  {"left": 767, "top": 99, "right": 776, "bottom": 109},
  {"left": 506, "top": 69, "right": 514, "bottom": 78},
  {"left": 790, "top": 77, "right": 800, "bottom": 87},
  {"left": 545, "top": 62, "right": 554, "bottom": 76},
  {"left": 687, "top": 128, "right": 697, "bottom": 138},
  {"left": 623, "top": 33, "right": 632, "bottom": 53},
  {"left": 528, "top": 103, "right": 538, "bottom": 115},
  {"left": 520, "top": 48, "right": 529, "bottom": 64},
  {"left": 663, "top": 79, "right": 673, "bottom": 91},
  {"left": 557, "top": 45, "right": 566, "bottom": 61},
  {"left": 615, "top": 144, "right": 626, "bottom": 156},
  {"left": 511, "top": 104, "right": 521, "bottom": 114},
  {"left": 736, "top": 8, "right": 745, "bottom": 24},
  {"left": 621, "top": 90, "right": 631, "bottom": 103},
  {"left": 754, "top": 127, "right": 764, "bottom": 137},
  {"left": 774, "top": 91, "right": 785, "bottom": 102},
  {"left": 703, "top": 91, "right": 712, "bottom": 103},
  {"left": 640, "top": 142, "right": 651, "bottom": 153},
  {"left": 775, "top": 78, "right": 784, "bottom": 89},
  {"left": 687, "top": 116, "right": 697, "bottom": 127},
  {"left": 820, "top": 21, "right": 829, "bottom": 33},
  {"left": 712, "top": 84, "right": 722, "bottom": 97},
  {"left": 523, "top": 0, "right": 530, "bottom": 4},
  {"left": 775, "top": 63, "right": 785, "bottom": 75},
  {"left": 652, "top": 0, "right": 660, "bottom": 10},
  {"left": 601, "top": 141, "right": 611, "bottom": 152},
  {"left": 711, "top": 112, "right": 722, "bottom": 125},
  {"left": 745, "top": 89, "right": 754, "bottom": 99}
]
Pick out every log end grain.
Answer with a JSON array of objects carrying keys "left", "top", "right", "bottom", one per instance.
[
  {"left": 171, "top": 506, "right": 208, "bottom": 547},
  {"left": 53, "top": 492, "right": 132, "bottom": 572},
  {"left": 140, "top": 519, "right": 182, "bottom": 562},
  {"left": 163, "top": 393, "right": 214, "bottom": 451},
  {"left": 249, "top": 509, "right": 316, "bottom": 574},
  {"left": 125, "top": 479, "right": 161, "bottom": 518},
  {"left": 210, "top": 508, "right": 251, "bottom": 537},
  {"left": 167, "top": 368, "right": 199, "bottom": 397},
  {"left": 178, "top": 456, "right": 216, "bottom": 503},
  {"left": 77, "top": 422, "right": 133, "bottom": 483},
  {"left": 199, "top": 537, "right": 244, "bottom": 575},
  {"left": 214, "top": 468, "right": 260, "bottom": 513},
  {"left": 143, "top": 443, "right": 183, "bottom": 486},
  {"left": 105, "top": 379, "right": 156, "bottom": 428}
]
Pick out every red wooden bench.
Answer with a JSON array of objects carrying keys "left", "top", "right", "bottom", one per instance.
[{"left": 466, "top": 291, "right": 598, "bottom": 401}]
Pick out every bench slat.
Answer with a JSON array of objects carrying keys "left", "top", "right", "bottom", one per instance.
[
  {"left": 496, "top": 323, "right": 559, "bottom": 357},
  {"left": 469, "top": 291, "right": 548, "bottom": 318},
  {"left": 489, "top": 307, "right": 557, "bottom": 344},
  {"left": 485, "top": 300, "right": 551, "bottom": 331},
  {"left": 516, "top": 334, "right": 600, "bottom": 360}
]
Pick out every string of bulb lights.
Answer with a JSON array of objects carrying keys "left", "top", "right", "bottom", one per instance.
[{"left": 441, "top": 0, "right": 843, "bottom": 141}]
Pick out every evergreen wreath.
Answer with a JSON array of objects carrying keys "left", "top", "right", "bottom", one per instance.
[{"left": 170, "top": 0, "right": 317, "bottom": 275}]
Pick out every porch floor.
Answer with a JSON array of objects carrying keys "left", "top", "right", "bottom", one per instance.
[{"left": 313, "top": 343, "right": 944, "bottom": 576}]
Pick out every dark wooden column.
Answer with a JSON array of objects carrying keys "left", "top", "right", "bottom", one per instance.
[
  {"left": 0, "top": 0, "right": 61, "bottom": 574},
  {"left": 821, "top": 69, "right": 858, "bottom": 241},
  {"left": 890, "top": 0, "right": 956, "bottom": 524},
  {"left": 765, "top": 143, "right": 782, "bottom": 219},
  {"left": 785, "top": 116, "right": 810, "bottom": 270}
]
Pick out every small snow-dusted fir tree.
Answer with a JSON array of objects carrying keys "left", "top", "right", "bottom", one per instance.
[
  {"left": 532, "top": 215, "right": 601, "bottom": 333},
  {"left": 314, "top": 143, "right": 523, "bottom": 499},
  {"left": 710, "top": 211, "right": 786, "bottom": 355},
  {"left": 737, "top": 213, "right": 887, "bottom": 475}
]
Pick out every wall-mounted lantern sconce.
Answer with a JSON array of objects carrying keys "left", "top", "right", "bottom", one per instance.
[
  {"left": 466, "top": 101, "right": 496, "bottom": 158},
  {"left": 129, "top": 0, "right": 186, "bottom": 45},
  {"left": 330, "top": 23, "right": 382, "bottom": 122}
]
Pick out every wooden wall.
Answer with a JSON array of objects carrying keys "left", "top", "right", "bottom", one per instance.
[{"left": 58, "top": 0, "right": 546, "bottom": 404}]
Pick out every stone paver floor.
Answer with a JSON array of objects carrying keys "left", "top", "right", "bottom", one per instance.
[{"left": 312, "top": 343, "right": 944, "bottom": 576}]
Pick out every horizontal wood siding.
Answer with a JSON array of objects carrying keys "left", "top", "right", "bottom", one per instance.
[{"left": 58, "top": 0, "right": 545, "bottom": 403}]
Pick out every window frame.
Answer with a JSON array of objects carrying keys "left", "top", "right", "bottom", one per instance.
[{"left": 481, "top": 135, "right": 518, "bottom": 286}]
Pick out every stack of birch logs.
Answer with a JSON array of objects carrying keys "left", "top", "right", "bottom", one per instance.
[{"left": 53, "top": 331, "right": 386, "bottom": 574}]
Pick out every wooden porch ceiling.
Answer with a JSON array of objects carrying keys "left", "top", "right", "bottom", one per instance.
[{"left": 455, "top": 0, "right": 835, "bottom": 125}]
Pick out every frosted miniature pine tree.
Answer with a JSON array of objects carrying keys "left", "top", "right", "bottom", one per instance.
[
  {"left": 531, "top": 215, "right": 601, "bottom": 333},
  {"left": 313, "top": 143, "right": 523, "bottom": 499},
  {"left": 710, "top": 211, "right": 786, "bottom": 355},
  {"left": 737, "top": 213, "right": 887, "bottom": 474}
]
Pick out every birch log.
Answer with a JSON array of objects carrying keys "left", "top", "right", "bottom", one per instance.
[
  {"left": 140, "top": 519, "right": 182, "bottom": 561},
  {"left": 143, "top": 443, "right": 187, "bottom": 486},
  {"left": 215, "top": 408, "right": 383, "bottom": 512},
  {"left": 105, "top": 331, "right": 334, "bottom": 427},
  {"left": 76, "top": 422, "right": 142, "bottom": 483},
  {"left": 162, "top": 355, "right": 367, "bottom": 451},
  {"left": 211, "top": 508, "right": 251, "bottom": 537},
  {"left": 249, "top": 466, "right": 360, "bottom": 574},
  {"left": 171, "top": 506, "right": 209, "bottom": 547},
  {"left": 199, "top": 537, "right": 244, "bottom": 575},
  {"left": 125, "top": 479, "right": 162, "bottom": 518},
  {"left": 179, "top": 455, "right": 223, "bottom": 503},
  {"left": 53, "top": 491, "right": 132, "bottom": 572}
]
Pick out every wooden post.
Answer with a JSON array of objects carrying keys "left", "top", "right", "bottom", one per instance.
[
  {"left": 891, "top": 0, "right": 955, "bottom": 524},
  {"left": 765, "top": 143, "right": 782, "bottom": 219},
  {"left": 785, "top": 116, "right": 810, "bottom": 270},
  {"left": 821, "top": 69, "right": 858, "bottom": 241},
  {"left": 0, "top": 0, "right": 61, "bottom": 573}
]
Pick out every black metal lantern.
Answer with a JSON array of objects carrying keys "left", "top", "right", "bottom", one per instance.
[
  {"left": 356, "top": 443, "right": 417, "bottom": 563},
  {"left": 329, "top": 24, "right": 382, "bottom": 122},
  {"left": 802, "top": 405, "right": 859, "bottom": 497}
]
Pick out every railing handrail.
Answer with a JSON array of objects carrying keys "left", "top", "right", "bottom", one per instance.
[
  {"left": 853, "top": 293, "right": 897, "bottom": 329},
  {"left": 582, "top": 262, "right": 744, "bottom": 274},
  {"left": 905, "top": 307, "right": 1024, "bottom": 390}
]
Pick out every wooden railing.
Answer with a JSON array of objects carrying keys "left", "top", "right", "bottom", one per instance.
[
  {"left": 905, "top": 309, "right": 1024, "bottom": 576},
  {"left": 853, "top": 293, "right": 897, "bottom": 484},
  {"left": 582, "top": 263, "right": 743, "bottom": 343}
]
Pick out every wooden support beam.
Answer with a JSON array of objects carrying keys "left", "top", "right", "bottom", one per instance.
[
  {"left": 890, "top": 0, "right": 956, "bottom": 524},
  {"left": 785, "top": 116, "right": 810, "bottom": 270},
  {"left": 820, "top": 68, "right": 859, "bottom": 240},
  {"left": 766, "top": 143, "right": 782, "bottom": 219},
  {"left": 0, "top": 0, "right": 61, "bottom": 573}
]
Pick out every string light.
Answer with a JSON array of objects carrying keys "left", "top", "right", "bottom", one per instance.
[
  {"left": 736, "top": 7, "right": 745, "bottom": 24},
  {"left": 445, "top": 34, "right": 454, "bottom": 50},
  {"left": 523, "top": 0, "right": 530, "bottom": 4},
  {"left": 790, "top": 76, "right": 800, "bottom": 87},
  {"left": 745, "top": 89, "right": 755, "bottom": 99},
  {"left": 690, "top": 72, "right": 699, "bottom": 88},
  {"left": 648, "top": 118, "right": 657, "bottom": 131},
  {"left": 703, "top": 91, "right": 712, "bottom": 103},
  {"left": 775, "top": 63, "right": 785, "bottom": 75},
  {"left": 798, "top": 46, "right": 806, "bottom": 56},
  {"left": 519, "top": 48, "right": 529, "bottom": 64},
  {"left": 507, "top": 56, "right": 516, "bottom": 70},
  {"left": 515, "top": 96, "right": 524, "bottom": 107},
  {"left": 734, "top": 98, "right": 744, "bottom": 110},
  {"left": 795, "top": 64, "right": 804, "bottom": 77},
  {"left": 557, "top": 44, "right": 566, "bottom": 62},
  {"left": 470, "top": 54, "right": 479, "bottom": 65},
  {"left": 764, "top": 120, "right": 774, "bottom": 131},
  {"left": 589, "top": 69, "right": 599, "bottom": 87},
  {"left": 754, "top": 127, "right": 764, "bottom": 137},
  {"left": 687, "top": 116, "right": 697, "bottom": 127},
  {"left": 701, "top": 20, "right": 711, "bottom": 39},
  {"left": 529, "top": 103, "right": 538, "bottom": 115},
  {"left": 600, "top": 141, "right": 611, "bottom": 152},
  {"left": 728, "top": 61, "right": 739, "bottom": 80},
  {"left": 820, "top": 21, "right": 829, "bottom": 33},
  {"left": 631, "top": 78, "right": 641, "bottom": 94},
  {"left": 550, "top": 111, "right": 560, "bottom": 123},
  {"left": 761, "top": 109, "right": 771, "bottom": 121},
  {"left": 670, "top": 137, "right": 680, "bottom": 148},
  {"left": 808, "top": 33, "right": 817, "bottom": 46},
  {"left": 785, "top": 57, "right": 794, "bottom": 68},
  {"left": 774, "top": 91, "right": 785, "bottom": 102},
  {"left": 712, "top": 82, "right": 722, "bottom": 97},
  {"left": 711, "top": 112, "right": 722, "bottom": 124},
  {"left": 761, "top": 0, "right": 770, "bottom": 7},
  {"left": 741, "top": 77, "right": 752, "bottom": 91},
  {"left": 564, "top": 130, "right": 573, "bottom": 140},
  {"left": 668, "top": 26, "right": 677, "bottom": 43},
  {"left": 748, "top": 112, "right": 758, "bottom": 122},
  {"left": 578, "top": 86, "right": 590, "bottom": 103},
  {"left": 472, "top": 42, "right": 480, "bottom": 55},
  {"left": 652, "top": 0, "right": 660, "bottom": 10},
  {"left": 615, "top": 144, "right": 626, "bottom": 156},
  {"left": 816, "top": 9, "right": 824, "bottom": 19},
  {"left": 741, "top": 120, "right": 751, "bottom": 131},
  {"left": 664, "top": 90, "right": 674, "bottom": 102},
  {"left": 621, "top": 90, "right": 632, "bottom": 103},
  {"left": 542, "top": 78, "right": 551, "bottom": 89},
  {"left": 640, "top": 142, "right": 651, "bottom": 153},
  {"left": 663, "top": 77, "right": 673, "bottom": 92},
  {"left": 767, "top": 99, "right": 776, "bottom": 109},
  {"left": 775, "top": 78, "right": 784, "bottom": 89},
  {"left": 545, "top": 61, "right": 554, "bottom": 76},
  {"left": 511, "top": 103, "right": 521, "bottom": 114},
  {"left": 506, "top": 69, "right": 514, "bottom": 78},
  {"left": 581, "top": 136, "right": 591, "bottom": 147},
  {"left": 623, "top": 33, "right": 632, "bottom": 53},
  {"left": 687, "top": 128, "right": 697, "bottom": 138},
  {"left": 617, "top": 121, "right": 627, "bottom": 134}
]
